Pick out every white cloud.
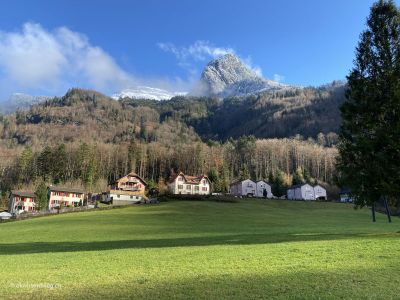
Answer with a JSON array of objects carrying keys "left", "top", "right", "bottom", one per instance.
[
  {"left": 159, "top": 40, "right": 265, "bottom": 78},
  {"left": 0, "top": 22, "right": 136, "bottom": 97},
  {"left": 158, "top": 40, "right": 235, "bottom": 62},
  {"left": 242, "top": 56, "right": 263, "bottom": 77},
  {"left": 273, "top": 74, "right": 285, "bottom": 83}
]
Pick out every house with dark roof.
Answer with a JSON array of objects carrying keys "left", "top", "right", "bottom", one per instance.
[
  {"left": 168, "top": 172, "right": 210, "bottom": 195},
  {"left": 9, "top": 190, "right": 37, "bottom": 214}
]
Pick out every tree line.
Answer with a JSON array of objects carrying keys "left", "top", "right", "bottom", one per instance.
[{"left": 0, "top": 136, "right": 337, "bottom": 203}]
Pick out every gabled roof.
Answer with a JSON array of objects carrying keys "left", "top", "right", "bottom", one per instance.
[
  {"left": 49, "top": 186, "right": 85, "bottom": 194},
  {"left": 115, "top": 172, "right": 148, "bottom": 186},
  {"left": 288, "top": 183, "right": 312, "bottom": 189},
  {"left": 229, "top": 179, "right": 256, "bottom": 186},
  {"left": 168, "top": 172, "right": 210, "bottom": 185},
  {"left": 256, "top": 180, "right": 271, "bottom": 185},
  {"left": 10, "top": 190, "right": 36, "bottom": 198}
]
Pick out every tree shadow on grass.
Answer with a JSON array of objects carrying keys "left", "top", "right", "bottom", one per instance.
[
  {"left": 6, "top": 265, "right": 398, "bottom": 299},
  {"left": 0, "top": 232, "right": 396, "bottom": 255}
]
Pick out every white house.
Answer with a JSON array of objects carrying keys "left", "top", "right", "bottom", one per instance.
[
  {"left": 230, "top": 179, "right": 257, "bottom": 197},
  {"left": 168, "top": 172, "right": 211, "bottom": 195},
  {"left": 255, "top": 181, "right": 273, "bottom": 198},
  {"left": 8, "top": 191, "right": 37, "bottom": 214},
  {"left": 287, "top": 184, "right": 315, "bottom": 200},
  {"left": 48, "top": 186, "right": 85, "bottom": 211},
  {"left": 314, "top": 185, "right": 327, "bottom": 200}
]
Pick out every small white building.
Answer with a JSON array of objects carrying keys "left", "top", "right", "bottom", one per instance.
[
  {"left": 287, "top": 184, "right": 315, "bottom": 200},
  {"left": 314, "top": 185, "right": 327, "bottom": 200},
  {"left": 255, "top": 181, "right": 273, "bottom": 198},
  {"left": 0, "top": 211, "right": 12, "bottom": 220},
  {"left": 168, "top": 172, "right": 211, "bottom": 195},
  {"left": 230, "top": 179, "right": 256, "bottom": 197}
]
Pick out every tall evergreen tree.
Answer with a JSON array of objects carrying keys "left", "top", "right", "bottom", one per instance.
[
  {"left": 338, "top": 0, "right": 400, "bottom": 218},
  {"left": 35, "top": 181, "right": 48, "bottom": 211}
]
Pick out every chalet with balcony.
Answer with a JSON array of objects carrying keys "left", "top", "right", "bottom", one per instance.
[
  {"left": 104, "top": 172, "right": 148, "bottom": 205},
  {"left": 48, "top": 186, "right": 85, "bottom": 210},
  {"left": 168, "top": 172, "right": 211, "bottom": 195},
  {"left": 9, "top": 191, "right": 37, "bottom": 214}
]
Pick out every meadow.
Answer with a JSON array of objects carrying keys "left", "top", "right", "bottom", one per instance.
[{"left": 0, "top": 199, "right": 399, "bottom": 299}]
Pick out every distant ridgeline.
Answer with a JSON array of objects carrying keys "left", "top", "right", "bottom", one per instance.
[{"left": 0, "top": 88, "right": 340, "bottom": 196}]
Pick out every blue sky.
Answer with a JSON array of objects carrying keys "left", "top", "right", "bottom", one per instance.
[{"left": 0, "top": 0, "right": 385, "bottom": 99}]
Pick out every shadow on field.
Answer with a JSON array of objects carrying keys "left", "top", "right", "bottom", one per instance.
[
  {"left": 7, "top": 265, "right": 397, "bottom": 299},
  {"left": 0, "top": 232, "right": 395, "bottom": 255}
]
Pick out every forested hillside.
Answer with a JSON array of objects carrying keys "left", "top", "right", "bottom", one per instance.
[
  {"left": 0, "top": 88, "right": 340, "bottom": 199},
  {"left": 123, "top": 81, "right": 345, "bottom": 141}
]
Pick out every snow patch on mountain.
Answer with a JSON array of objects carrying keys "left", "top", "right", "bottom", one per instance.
[{"left": 112, "top": 86, "right": 187, "bottom": 101}]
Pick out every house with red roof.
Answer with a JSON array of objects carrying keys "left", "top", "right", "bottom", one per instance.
[{"left": 167, "top": 172, "right": 211, "bottom": 195}]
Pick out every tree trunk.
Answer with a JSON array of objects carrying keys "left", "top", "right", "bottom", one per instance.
[
  {"left": 383, "top": 196, "right": 392, "bottom": 223},
  {"left": 371, "top": 202, "right": 376, "bottom": 222}
]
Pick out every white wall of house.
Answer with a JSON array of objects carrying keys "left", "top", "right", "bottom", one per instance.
[
  {"left": 9, "top": 195, "right": 36, "bottom": 214},
  {"left": 168, "top": 175, "right": 210, "bottom": 195},
  {"left": 230, "top": 179, "right": 256, "bottom": 197},
  {"left": 255, "top": 181, "right": 272, "bottom": 198},
  {"left": 107, "top": 193, "right": 143, "bottom": 204},
  {"left": 287, "top": 184, "right": 315, "bottom": 200},
  {"left": 314, "top": 185, "right": 327, "bottom": 200},
  {"left": 49, "top": 192, "right": 84, "bottom": 210}
]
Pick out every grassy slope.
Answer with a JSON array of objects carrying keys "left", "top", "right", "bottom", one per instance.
[{"left": 0, "top": 200, "right": 399, "bottom": 299}]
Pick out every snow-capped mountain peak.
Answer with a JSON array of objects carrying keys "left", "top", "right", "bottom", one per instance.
[{"left": 196, "top": 53, "right": 290, "bottom": 97}]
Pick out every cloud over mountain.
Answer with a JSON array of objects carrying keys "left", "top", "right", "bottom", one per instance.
[{"left": 0, "top": 23, "right": 136, "bottom": 99}]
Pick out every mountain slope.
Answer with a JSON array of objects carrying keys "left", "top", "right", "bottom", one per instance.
[{"left": 197, "top": 54, "right": 289, "bottom": 97}]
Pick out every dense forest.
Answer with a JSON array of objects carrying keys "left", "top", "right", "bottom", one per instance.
[
  {"left": 123, "top": 81, "right": 346, "bottom": 141},
  {"left": 0, "top": 88, "right": 340, "bottom": 203}
]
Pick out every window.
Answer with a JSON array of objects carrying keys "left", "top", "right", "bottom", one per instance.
[
  {"left": 202, "top": 187, "right": 207, "bottom": 191},
  {"left": 117, "top": 195, "right": 120, "bottom": 198},
  {"left": 130, "top": 196, "right": 133, "bottom": 199},
  {"left": 186, "top": 185, "right": 191, "bottom": 190},
  {"left": 195, "top": 186, "right": 199, "bottom": 191},
  {"left": 178, "top": 177, "right": 183, "bottom": 182},
  {"left": 178, "top": 185, "right": 183, "bottom": 190}
]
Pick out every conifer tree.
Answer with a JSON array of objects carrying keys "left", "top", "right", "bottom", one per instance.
[
  {"left": 35, "top": 181, "right": 48, "bottom": 211},
  {"left": 338, "top": 0, "right": 400, "bottom": 220}
]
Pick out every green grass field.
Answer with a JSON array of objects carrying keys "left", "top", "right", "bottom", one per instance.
[{"left": 0, "top": 199, "right": 399, "bottom": 299}]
